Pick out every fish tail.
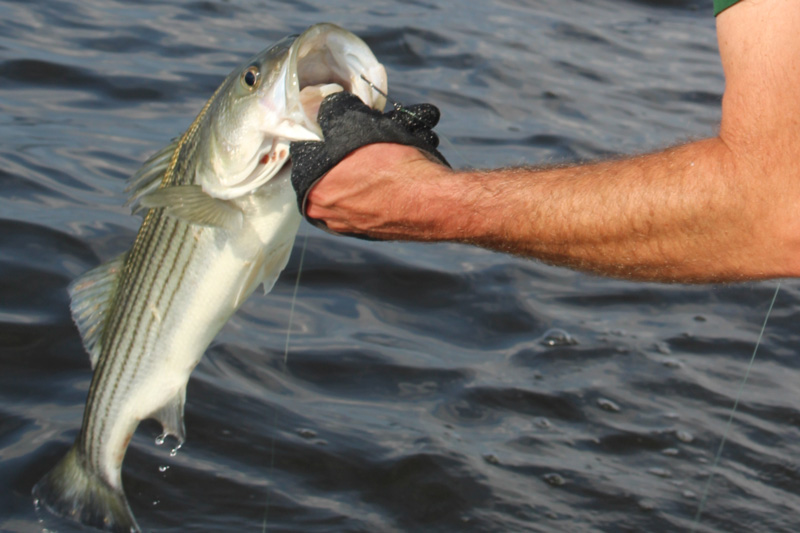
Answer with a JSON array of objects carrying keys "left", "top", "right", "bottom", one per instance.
[{"left": 33, "top": 445, "right": 140, "bottom": 533}]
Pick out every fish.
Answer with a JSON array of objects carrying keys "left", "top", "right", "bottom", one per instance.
[{"left": 32, "top": 23, "right": 387, "bottom": 533}]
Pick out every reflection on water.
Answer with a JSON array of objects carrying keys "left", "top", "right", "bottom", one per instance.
[{"left": 3, "top": 0, "right": 800, "bottom": 532}]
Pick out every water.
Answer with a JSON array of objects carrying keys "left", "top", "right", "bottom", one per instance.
[{"left": 2, "top": 0, "right": 800, "bottom": 531}]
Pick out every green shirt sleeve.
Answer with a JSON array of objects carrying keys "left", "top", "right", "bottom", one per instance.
[{"left": 714, "top": 0, "right": 741, "bottom": 16}]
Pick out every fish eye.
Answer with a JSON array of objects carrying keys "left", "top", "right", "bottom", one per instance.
[{"left": 242, "top": 66, "right": 259, "bottom": 89}]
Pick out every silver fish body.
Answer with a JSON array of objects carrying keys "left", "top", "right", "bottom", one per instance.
[{"left": 33, "top": 24, "right": 386, "bottom": 532}]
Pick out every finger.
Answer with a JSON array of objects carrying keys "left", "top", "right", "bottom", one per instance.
[{"left": 387, "top": 104, "right": 441, "bottom": 130}]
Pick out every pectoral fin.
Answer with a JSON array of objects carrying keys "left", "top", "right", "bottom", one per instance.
[
  {"left": 150, "top": 386, "right": 187, "bottom": 444},
  {"left": 68, "top": 253, "right": 127, "bottom": 369},
  {"left": 139, "top": 185, "right": 244, "bottom": 231}
]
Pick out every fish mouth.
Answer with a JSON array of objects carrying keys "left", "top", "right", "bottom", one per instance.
[
  {"left": 287, "top": 23, "right": 388, "bottom": 137},
  {"left": 218, "top": 24, "right": 387, "bottom": 201}
]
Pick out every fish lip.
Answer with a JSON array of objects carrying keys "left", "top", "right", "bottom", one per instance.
[{"left": 284, "top": 23, "right": 388, "bottom": 136}]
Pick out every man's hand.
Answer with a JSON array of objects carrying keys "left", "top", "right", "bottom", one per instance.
[
  {"left": 290, "top": 92, "right": 449, "bottom": 237},
  {"left": 304, "top": 143, "right": 453, "bottom": 239}
]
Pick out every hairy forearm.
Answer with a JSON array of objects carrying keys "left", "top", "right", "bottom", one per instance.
[
  {"left": 396, "top": 137, "right": 794, "bottom": 282},
  {"left": 306, "top": 1, "right": 800, "bottom": 284}
]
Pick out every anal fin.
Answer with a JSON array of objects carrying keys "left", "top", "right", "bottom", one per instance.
[
  {"left": 233, "top": 242, "right": 294, "bottom": 309},
  {"left": 150, "top": 386, "right": 187, "bottom": 445}
]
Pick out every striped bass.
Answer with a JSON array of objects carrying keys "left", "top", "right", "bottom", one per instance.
[{"left": 32, "top": 23, "right": 387, "bottom": 533}]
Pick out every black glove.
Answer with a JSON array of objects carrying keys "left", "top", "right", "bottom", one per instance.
[{"left": 290, "top": 91, "right": 450, "bottom": 236}]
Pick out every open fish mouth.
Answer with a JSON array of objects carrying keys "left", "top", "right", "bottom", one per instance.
[
  {"left": 230, "top": 23, "right": 387, "bottom": 200},
  {"left": 289, "top": 23, "right": 387, "bottom": 134}
]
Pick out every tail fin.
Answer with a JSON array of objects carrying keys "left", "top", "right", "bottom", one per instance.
[{"left": 32, "top": 446, "right": 140, "bottom": 533}]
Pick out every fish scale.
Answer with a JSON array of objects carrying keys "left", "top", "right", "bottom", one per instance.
[{"left": 81, "top": 213, "right": 186, "bottom": 470}]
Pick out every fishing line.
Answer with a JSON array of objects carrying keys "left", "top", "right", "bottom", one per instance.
[
  {"left": 360, "top": 73, "right": 405, "bottom": 112},
  {"left": 363, "top": 72, "right": 784, "bottom": 531},
  {"left": 283, "top": 230, "right": 309, "bottom": 365},
  {"left": 263, "top": 76, "right": 395, "bottom": 531},
  {"left": 262, "top": 227, "right": 310, "bottom": 533},
  {"left": 690, "top": 281, "right": 781, "bottom": 531},
  {"left": 366, "top": 71, "right": 784, "bottom": 531},
  {"left": 360, "top": 74, "right": 470, "bottom": 167},
  {"left": 265, "top": 77, "right": 466, "bottom": 531}
]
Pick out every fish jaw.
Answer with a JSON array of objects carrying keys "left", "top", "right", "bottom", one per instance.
[{"left": 286, "top": 23, "right": 388, "bottom": 136}]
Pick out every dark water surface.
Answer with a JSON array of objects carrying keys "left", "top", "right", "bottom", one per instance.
[{"left": 3, "top": 1, "right": 800, "bottom": 532}]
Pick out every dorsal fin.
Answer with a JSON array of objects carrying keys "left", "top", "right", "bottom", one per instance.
[
  {"left": 125, "top": 138, "right": 180, "bottom": 215},
  {"left": 68, "top": 254, "right": 127, "bottom": 368},
  {"left": 126, "top": 79, "right": 229, "bottom": 214}
]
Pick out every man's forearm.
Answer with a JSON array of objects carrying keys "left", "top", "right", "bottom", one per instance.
[
  {"left": 409, "top": 137, "right": 796, "bottom": 282},
  {"left": 303, "top": 1, "right": 800, "bottom": 284}
]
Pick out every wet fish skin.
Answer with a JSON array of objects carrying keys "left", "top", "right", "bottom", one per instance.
[{"left": 32, "top": 23, "right": 386, "bottom": 533}]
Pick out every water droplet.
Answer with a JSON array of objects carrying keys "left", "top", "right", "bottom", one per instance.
[
  {"left": 676, "top": 430, "right": 694, "bottom": 443},
  {"left": 647, "top": 467, "right": 672, "bottom": 478},
  {"left": 661, "top": 448, "right": 679, "bottom": 456},
  {"left": 155, "top": 433, "right": 167, "bottom": 446},
  {"left": 694, "top": 315, "right": 707, "bottom": 322},
  {"left": 152, "top": 499, "right": 160, "bottom": 506},
  {"left": 653, "top": 342, "right": 671, "bottom": 355},
  {"left": 638, "top": 499, "right": 656, "bottom": 511},
  {"left": 540, "top": 328, "right": 578, "bottom": 347},
  {"left": 158, "top": 465, "right": 169, "bottom": 473},
  {"left": 535, "top": 417, "right": 552, "bottom": 429},
  {"left": 482, "top": 453, "right": 500, "bottom": 465},
  {"left": 543, "top": 473, "right": 566, "bottom": 486},
  {"left": 297, "top": 428, "right": 317, "bottom": 439},
  {"left": 597, "top": 398, "right": 621, "bottom": 412},
  {"left": 169, "top": 442, "right": 183, "bottom": 457},
  {"left": 683, "top": 490, "right": 697, "bottom": 499}
]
